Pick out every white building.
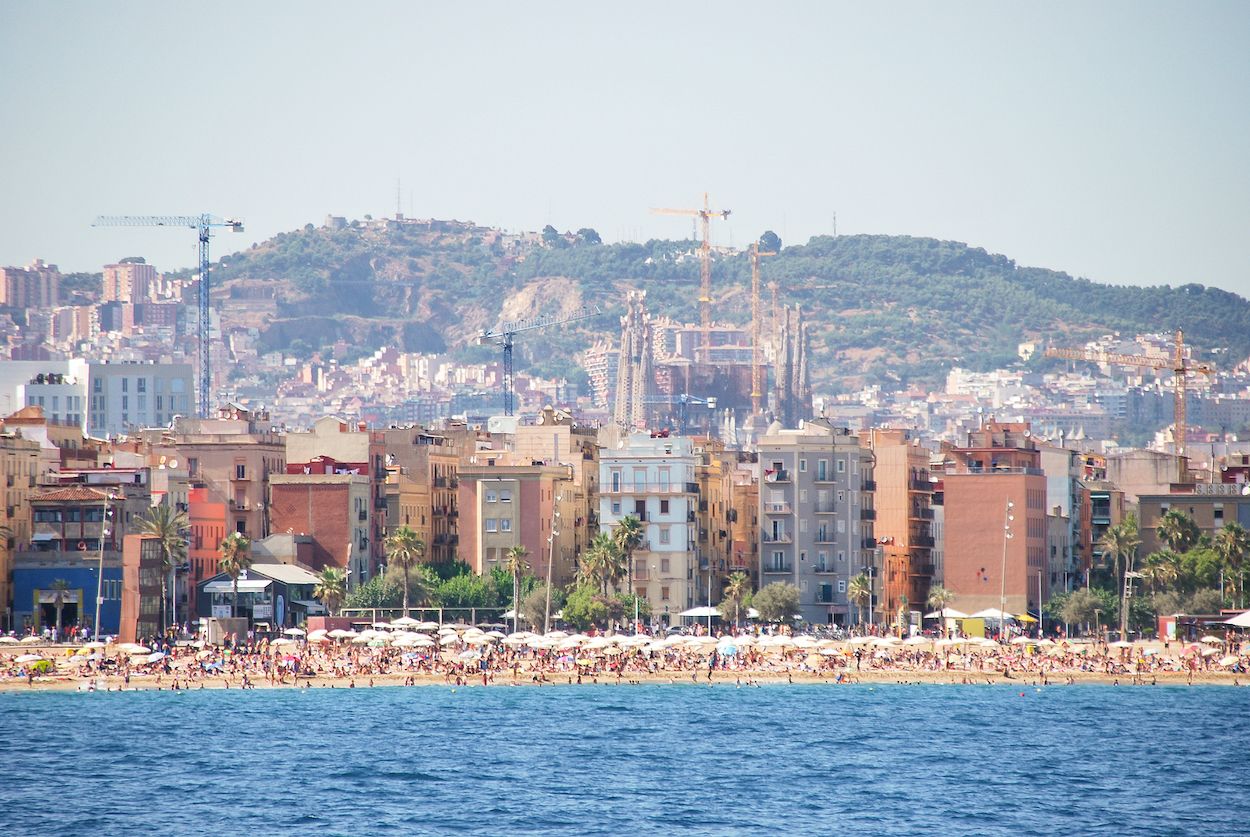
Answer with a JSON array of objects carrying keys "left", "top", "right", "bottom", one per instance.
[{"left": 599, "top": 433, "right": 700, "bottom": 625}]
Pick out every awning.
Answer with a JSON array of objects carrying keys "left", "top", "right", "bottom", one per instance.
[
  {"left": 203, "top": 579, "right": 271, "bottom": 594},
  {"left": 291, "top": 599, "right": 327, "bottom": 613},
  {"left": 31, "top": 533, "right": 56, "bottom": 542}
]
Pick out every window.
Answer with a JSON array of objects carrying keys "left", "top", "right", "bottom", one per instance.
[
  {"left": 817, "top": 460, "right": 828, "bottom": 480},
  {"left": 485, "top": 490, "right": 497, "bottom": 503},
  {"left": 837, "top": 580, "right": 847, "bottom": 594},
  {"left": 837, "top": 550, "right": 845, "bottom": 562},
  {"left": 121, "top": 396, "right": 128, "bottom": 410},
  {"left": 1214, "top": 504, "right": 1224, "bottom": 522},
  {"left": 661, "top": 558, "right": 671, "bottom": 573},
  {"left": 660, "top": 499, "right": 669, "bottom": 514},
  {"left": 817, "top": 550, "right": 827, "bottom": 568},
  {"left": 799, "top": 550, "right": 807, "bottom": 563},
  {"left": 137, "top": 378, "right": 146, "bottom": 393},
  {"left": 799, "top": 459, "right": 807, "bottom": 472},
  {"left": 500, "top": 519, "right": 512, "bottom": 532},
  {"left": 235, "top": 464, "right": 246, "bottom": 480},
  {"left": 121, "top": 378, "right": 128, "bottom": 392},
  {"left": 799, "top": 489, "right": 807, "bottom": 503},
  {"left": 836, "top": 458, "right": 846, "bottom": 473},
  {"left": 500, "top": 490, "right": 512, "bottom": 503},
  {"left": 799, "top": 518, "right": 808, "bottom": 533},
  {"left": 661, "top": 586, "right": 670, "bottom": 601},
  {"left": 658, "top": 527, "right": 670, "bottom": 545},
  {"left": 93, "top": 378, "right": 101, "bottom": 392},
  {"left": 611, "top": 501, "right": 621, "bottom": 515},
  {"left": 485, "top": 519, "right": 498, "bottom": 532}
]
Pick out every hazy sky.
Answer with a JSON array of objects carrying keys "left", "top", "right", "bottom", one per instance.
[{"left": 2, "top": 1, "right": 1248, "bottom": 294}]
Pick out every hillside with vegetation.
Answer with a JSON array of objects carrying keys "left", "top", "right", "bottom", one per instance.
[{"left": 203, "top": 218, "right": 1250, "bottom": 391}]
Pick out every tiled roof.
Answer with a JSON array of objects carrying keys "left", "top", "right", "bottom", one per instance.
[{"left": 31, "top": 486, "right": 111, "bottom": 503}]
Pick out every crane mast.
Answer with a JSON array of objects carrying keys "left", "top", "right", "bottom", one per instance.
[
  {"left": 480, "top": 305, "right": 603, "bottom": 415},
  {"left": 650, "top": 193, "right": 731, "bottom": 361},
  {"left": 93, "top": 214, "right": 244, "bottom": 418}
]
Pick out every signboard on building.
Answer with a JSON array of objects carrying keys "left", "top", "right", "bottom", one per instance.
[
  {"left": 252, "top": 603, "right": 273, "bottom": 620},
  {"left": 212, "top": 605, "right": 231, "bottom": 619}
]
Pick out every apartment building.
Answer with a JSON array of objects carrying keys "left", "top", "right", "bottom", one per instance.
[
  {"left": 757, "top": 420, "right": 876, "bottom": 625},
  {"left": 0, "top": 431, "right": 40, "bottom": 629},
  {"left": 600, "top": 433, "right": 700, "bottom": 625},
  {"left": 866, "top": 428, "right": 935, "bottom": 622}
]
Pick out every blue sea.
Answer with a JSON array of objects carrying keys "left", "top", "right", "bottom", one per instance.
[{"left": 1, "top": 683, "right": 1247, "bottom": 836}]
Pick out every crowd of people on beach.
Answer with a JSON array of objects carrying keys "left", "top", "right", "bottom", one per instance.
[{"left": 3, "top": 620, "right": 1248, "bottom": 691}]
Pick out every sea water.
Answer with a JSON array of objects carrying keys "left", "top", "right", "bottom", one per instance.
[{"left": 1, "top": 683, "right": 1246, "bottom": 836}]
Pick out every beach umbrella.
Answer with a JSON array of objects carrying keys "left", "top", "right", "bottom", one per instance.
[
  {"left": 283, "top": 627, "right": 306, "bottom": 637},
  {"left": 391, "top": 616, "right": 420, "bottom": 627},
  {"left": 793, "top": 636, "right": 818, "bottom": 649},
  {"left": 307, "top": 628, "right": 328, "bottom": 639},
  {"left": 485, "top": 630, "right": 507, "bottom": 640},
  {"left": 905, "top": 635, "right": 934, "bottom": 646},
  {"left": 146, "top": 652, "right": 166, "bottom": 663},
  {"left": 1199, "top": 635, "right": 1223, "bottom": 644},
  {"left": 1010, "top": 636, "right": 1039, "bottom": 645},
  {"left": 1109, "top": 640, "right": 1133, "bottom": 649},
  {"left": 1217, "top": 655, "right": 1241, "bottom": 667},
  {"left": 457, "top": 649, "right": 480, "bottom": 661},
  {"left": 0, "top": 637, "right": 18, "bottom": 644},
  {"left": 1201, "top": 646, "right": 1222, "bottom": 657},
  {"left": 924, "top": 607, "right": 969, "bottom": 619},
  {"left": 20, "top": 636, "right": 42, "bottom": 645},
  {"left": 414, "top": 621, "right": 440, "bottom": 631},
  {"left": 14, "top": 654, "right": 44, "bottom": 663},
  {"left": 328, "top": 629, "right": 355, "bottom": 639},
  {"left": 1223, "top": 610, "right": 1250, "bottom": 628},
  {"left": 545, "top": 630, "right": 569, "bottom": 639},
  {"left": 603, "top": 646, "right": 626, "bottom": 656}
]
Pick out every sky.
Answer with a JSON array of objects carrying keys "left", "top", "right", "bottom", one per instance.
[{"left": 1, "top": 1, "right": 1248, "bottom": 294}]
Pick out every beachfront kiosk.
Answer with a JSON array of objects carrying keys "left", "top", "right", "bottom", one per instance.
[{"left": 196, "top": 562, "right": 324, "bottom": 629}]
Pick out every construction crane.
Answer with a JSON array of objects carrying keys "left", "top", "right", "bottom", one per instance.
[
  {"left": 749, "top": 241, "right": 777, "bottom": 416},
  {"left": 480, "top": 305, "right": 602, "bottom": 416},
  {"left": 650, "top": 193, "right": 731, "bottom": 361},
  {"left": 638, "top": 393, "right": 718, "bottom": 435},
  {"left": 1045, "top": 330, "right": 1213, "bottom": 469},
  {"left": 93, "top": 214, "right": 244, "bottom": 419}
]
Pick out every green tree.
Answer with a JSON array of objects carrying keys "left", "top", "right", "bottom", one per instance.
[
  {"left": 345, "top": 573, "right": 401, "bottom": 609},
  {"left": 925, "top": 585, "right": 956, "bottom": 637},
  {"left": 1156, "top": 510, "right": 1200, "bottom": 554},
  {"left": 50, "top": 578, "right": 71, "bottom": 640},
  {"left": 521, "top": 585, "right": 563, "bottom": 629},
  {"left": 561, "top": 584, "right": 610, "bottom": 630},
  {"left": 384, "top": 525, "right": 426, "bottom": 615},
  {"left": 612, "top": 515, "right": 645, "bottom": 595},
  {"left": 541, "top": 224, "right": 565, "bottom": 248},
  {"left": 759, "top": 230, "right": 782, "bottom": 252},
  {"left": 137, "top": 504, "right": 189, "bottom": 632},
  {"left": 1177, "top": 546, "right": 1222, "bottom": 593},
  {"left": 1140, "top": 550, "right": 1181, "bottom": 593},
  {"left": 313, "top": 566, "right": 346, "bottom": 616},
  {"left": 753, "top": 582, "right": 800, "bottom": 624},
  {"left": 847, "top": 574, "right": 872, "bottom": 626},
  {"left": 1213, "top": 522, "right": 1250, "bottom": 606},
  {"left": 576, "top": 228, "right": 602, "bottom": 246},
  {"left": 718, "top": 571, "right": 752, "bottom": 629},
  {"left": 1097, "top": 513, "right": 1140, "bottom": 586},
  {"left": 217, "top": 533, "right": 252, "bottom": 619},
  {"left": 436, "top": 573, "right": 497, "bottom": 609},
  {"left": 504, "top": 545, "right": 530, "bottom": 632},
  {"left": 1061, "top": 587, "right": 1117, "bottom": 637},
  {"left": 581, "top": 533, "right": 624, "bottom": 595}
]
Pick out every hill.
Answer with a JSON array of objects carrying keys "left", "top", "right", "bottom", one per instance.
[{"left": 207, "top": 219, "right": 1250, "bottom": 392}]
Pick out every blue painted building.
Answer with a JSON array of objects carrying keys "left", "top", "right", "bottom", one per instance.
[{"left": 13, "top": 551, "right": 123, "bottom": 635}]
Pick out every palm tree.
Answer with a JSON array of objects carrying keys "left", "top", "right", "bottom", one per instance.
[
  {"left": 848, "top": 573, "right": 872, "bottom": 627},
  {"left": 1097, "top": 514, "right": 1140, "bottom": 588},
  {"left": 383, "top": 525, "right": 426, "bottom": 616},
  {"left": 1141, "top": 551, "right": 1181, "bottom": 594},
  {"left": 504, "top": 545, "right": 530, "bottom": 633},
  {"left": 612, "top": 515, "right": 645, "bottom": 596},
  {"left": 50, "top": 579, "right": 71, "bottom": 641},
  {"left": 1156, "top": 509, "right": 1199, "bottom": 554},
  {"left": 720, "top": 571, "right": 751, "bottom": 630},
  {"left": 582, "top": 533, "right": 623, "bottom": 595},
  {"left": 926, "top": 584, "right": 956, "bottom": 637},
  {"left": 137, "top": 504, "right": 189, "bottom": 633},
  {"left": 1214, "top": 522, "right": 1250, "bottom": 607},
  {"left": 218, "top": 533, "right": 253, "bottom": 619},
  {"left": 313, "top": 566, "right": 346, "bottom": 616}
]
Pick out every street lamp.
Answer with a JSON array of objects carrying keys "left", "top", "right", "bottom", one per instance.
[
  {"left": 94, "top": 491, "right": 117, "bottom": 640},
  {"left": 999, "top": 500, "right": 1014, "bottom": 642},
  {"left": 543, "top": 498, "right": 561, "bottom": 634}
]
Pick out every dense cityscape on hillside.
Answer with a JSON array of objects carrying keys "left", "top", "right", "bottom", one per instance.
[{"left": 1, "top": 213, "right": 1249, "bottom": 645}]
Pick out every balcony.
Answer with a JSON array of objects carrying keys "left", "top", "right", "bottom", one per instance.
[
  {"left": 765, "top": 470, "right": 791, "bottom": 483},
  {"left": 603, "top": 482, "right": 699, "bottom": 495},
  {"left": 911, "top": 507, "right": 934, "bottom": 520},
  {"left": 762, "top": 533, "right": 793, "bottom": 544},
  {"left": 913, "top": 563, "right": 936, "bottom": 576},
  {"left": 375, "top": 496, "right": 388, "bottom": 510},
  {"left": 814, "top": 503, "right": 838, "bottom": 514},
  {"left": 762, "top": 563, "right": 793, "bottom": 574},
  {"left": 861, "top": 480, "right": 877, "bottom": 492},
  {"left": 862, "top": 537, "right": 878, "bottom": 549},
  {"left": 908, "top": 476, "right": 932, "bottom": 491},
  {"left": 913, "top": 535, "right": 936, "bottom": 548},
  {"left": 860, "top": 508, "right": 876, "bottom": 521},
  {"left": 358, "top": 510, "right": 368, "bottom": 522},
  {"left": 698, "top": 528, "right": 709, "bottom": 542},
  {"left": 814, "top": 533, "right": 836, "bottom": 544},
  {"left": 687, "top": 510, "right": 697, "bottom": 522},
  {"left": 433, "top": 476, "right": 448, "bottom": 488},
  {"left": 813, "top": 565, "right": 838, "bottom": 574},
  {"left": 763, "top": 502, "right": 793, "bottom": 515}
]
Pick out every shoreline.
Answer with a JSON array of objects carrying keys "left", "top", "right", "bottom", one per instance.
[{"left": 3, "top": 668, "right": 1243, "bottom": 693}]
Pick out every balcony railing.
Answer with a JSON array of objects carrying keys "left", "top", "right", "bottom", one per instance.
[
  {"left": 812, "top": 565, "right": 838, "bottom": 574},
  {"left": 814, "top": 503, "right": 838, "bottom": 514},
  {"left": 862, "top": 537, "right": 878, "bottom": 549},
  {"left": 860, "top": 508, "right": 876, "bottom": 521},
  {"left": 762, "top": 533, "right": 793, "bottom": 544},
  {"left": 861, "top": 480, "right": 877, "bottom": 492},
  {"left": 764, "top": 470, "right": 791, "bottom": 483},
  {"left": 913, "top": 535, "right": 936, "bottom": 548},
  {"left": 908, "top": 476, "right": 932, "bottom": 491},
  {"left": 763, "top": 502, "right": 793, "bottom": 515},
  {"left": 603, "top": 482, "right": 698, "bottom": 495},
  {"left": 814, "top": 533, "right": 836, "bottom": 544},
  {"left": 762, "top": 563, "right": 793, "bottom": 574}
]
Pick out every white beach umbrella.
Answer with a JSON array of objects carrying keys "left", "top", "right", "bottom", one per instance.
[
  {"left": 391, "top": 616, "right": 420, "bottom": 627},
  {"left": 283, "top": 627, "right": 306, "bottom": 637},
  {"left": 20, "top": 636, "right": 42, "bottom": 645},
  {"left": 545, "top": 630, "right": 569, "bottom": 640},
  {"left": 1010, "top": 636, "right": 1039, "bottom": 645},
  {"left": 0, "top": 637, "right": 18, "bottom": 644},
  {"left": 14, "top": 654, "right": 44, "bottom": 663},
  {"left": 1199, "top": 635, "right": 1224, "bottom": 644},
  {"left": 905, "top": 635, "right": 934, "bottom": 646},
  {"left": 1217, "top": 655, "right": 1241, "bottom": 667}
]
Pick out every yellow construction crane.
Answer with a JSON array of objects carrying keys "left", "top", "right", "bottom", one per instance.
[
  {"left": 749, "top": 242, "right": 776, "bottom": 416},
  {"left": 1045, "top": 330, "right": 1213, "bottom": 466},
  {"left": 650, "top": 193, "right": 731, "bottom": 360}
]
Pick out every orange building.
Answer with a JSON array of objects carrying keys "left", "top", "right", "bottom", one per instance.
[
  {"left": 187, "top": 486, "right": 227, "bottom": 617},
  {"left": 940, "top": 422, "right": 1048, "bottom": 619},
  {"left": 866, "top": 429, "right": 935, "bottom": 621}
]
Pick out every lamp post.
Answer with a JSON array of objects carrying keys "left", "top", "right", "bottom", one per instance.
[
  {"left": 999, "top": 500, "right": 1014, "bottom": 642},
  {"left": 1036, "top": 569, "right": 1044, "bottom": 639},
  {"left": 543, "top": 499, "right": 561, "bottom": 634},
  {"left": 94, "top": 490, "right": 116, "bottom": 640}
]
